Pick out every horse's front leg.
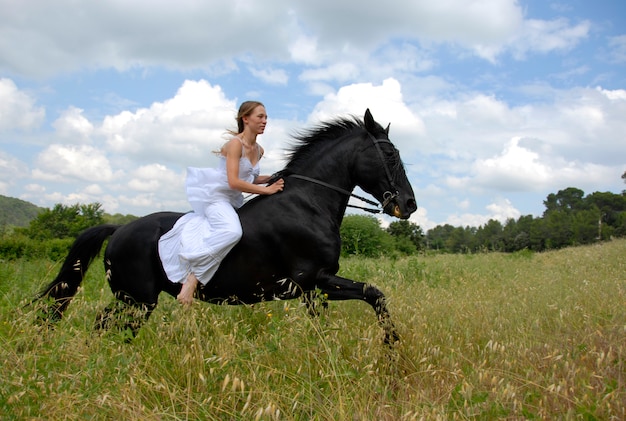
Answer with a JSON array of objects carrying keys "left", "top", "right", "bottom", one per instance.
[{"left": 317, "top": 274, "right": 399, "bottom": 345}]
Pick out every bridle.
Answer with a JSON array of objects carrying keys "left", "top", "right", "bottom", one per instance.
[{"left": 288, "top": 133, "right": 400, "bottom": 214}]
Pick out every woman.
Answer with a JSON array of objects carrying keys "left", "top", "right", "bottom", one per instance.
[{"left": 158, "top": 101, "right": 284, "bottom": 305}]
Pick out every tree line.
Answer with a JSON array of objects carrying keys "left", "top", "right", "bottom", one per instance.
[
  {"left": 1, "top": 183, "right": 625, "bottom": 260},
  {"left": 0, "top": 203, "right": 137, "bottom": 260},
  {"left": 433, "top": 171, "right": 626, "bottom": 253},
  {"left": 339, "top": 186, "right": 626, "bottom": 256},
  {"left": 425, "top": 187, "right": 626, "bottom": 253}
]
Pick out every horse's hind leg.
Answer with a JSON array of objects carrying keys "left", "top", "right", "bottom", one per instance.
[{"left": 94, "top": 292, "right": 156, "bottom": 341}]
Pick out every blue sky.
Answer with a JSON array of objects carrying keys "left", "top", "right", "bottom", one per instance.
[{"left": 1, "top": 0, "right": 625, "bottom": 230}]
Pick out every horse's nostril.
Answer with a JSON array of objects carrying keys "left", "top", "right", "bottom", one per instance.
[{"left": 407, "top": 199, "right": 417, "bottom": 213}]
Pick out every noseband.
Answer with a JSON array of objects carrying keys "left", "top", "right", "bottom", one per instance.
[{"left": 288, "top": 133, "right": 400, "bottom": 214}]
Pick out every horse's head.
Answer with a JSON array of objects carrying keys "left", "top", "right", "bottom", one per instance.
[{"left": 355, "top": 109, "right": 417, "bottom": 219}]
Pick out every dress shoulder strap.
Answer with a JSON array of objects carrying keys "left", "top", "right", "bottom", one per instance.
[{"left": 233, "top": 136, "right": 245, "bottom": 158}]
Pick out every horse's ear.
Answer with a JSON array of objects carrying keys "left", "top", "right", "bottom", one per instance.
[
  {"left": 384, "top": 123, "right": 390, "bottom": 135},
  {"left": 364, "top": 109, "right": 377, "bottom": 134}
]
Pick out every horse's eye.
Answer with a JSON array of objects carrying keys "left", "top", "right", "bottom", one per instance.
[{"left": 382, "top": 147, "right": 398, "bottom": 159}]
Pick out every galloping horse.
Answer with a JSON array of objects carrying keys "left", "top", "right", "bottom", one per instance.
[{"left": 35, "top": 109, "right": 417, "bottom": 344}]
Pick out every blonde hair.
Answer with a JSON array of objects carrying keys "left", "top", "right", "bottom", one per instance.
[
  {"left": 217, "top": 101, "right": 265, "bottom": 155},
  {"left": 227, "top": 101, "right": 265, "bottom": 135}
]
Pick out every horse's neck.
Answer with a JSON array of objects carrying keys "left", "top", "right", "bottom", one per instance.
[
  {"left": 290, "top": 142, "right": 356, "bottom": 218},
  {"left": 296, "top": 140, "right": 356, "bottom": 190}
]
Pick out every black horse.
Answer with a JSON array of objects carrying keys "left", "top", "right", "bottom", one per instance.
[{"left": 35, "top": 109, "right": 417, "bottom": 344}]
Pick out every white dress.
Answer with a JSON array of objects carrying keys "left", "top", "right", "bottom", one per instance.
[{"left": 158, "top": 143, "right": 260, "bottom": 285}]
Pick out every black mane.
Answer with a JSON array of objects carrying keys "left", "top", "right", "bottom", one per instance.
[
  {"left": 267, "top": 114, "right": 402, "bottom": 185},
  {"left": 284, "top": 116, "right": 365, "bottom": 171}
]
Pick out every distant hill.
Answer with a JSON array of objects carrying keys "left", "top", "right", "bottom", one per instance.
[{"left": 0, "top": 195, "right": 42, "bottom": 227}]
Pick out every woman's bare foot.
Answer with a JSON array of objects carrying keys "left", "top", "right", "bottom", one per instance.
[{"left": 177, "top": 273, "right": 199, "bottom": 305}]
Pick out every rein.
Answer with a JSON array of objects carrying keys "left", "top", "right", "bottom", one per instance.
[
  {"left": 288, "top": 174, "right": 382, "bottom": 213},
  {"left": 287, "top": 133, "right": 400, "bottom": 214}
]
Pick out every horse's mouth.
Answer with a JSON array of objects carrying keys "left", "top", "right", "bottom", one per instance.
[
  {"left": 387, "top": 198, "right": 417, "bottom": 219},
  {"left": 385, "top": 202, "right": 406, "bottom": 219},
  {"left": 393, "top": 205, "right": 402, "bottom": 218}
]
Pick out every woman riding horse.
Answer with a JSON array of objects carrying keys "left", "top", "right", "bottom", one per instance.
[{"left": 34, "top": 109, "right": 417, "bottom": 345}]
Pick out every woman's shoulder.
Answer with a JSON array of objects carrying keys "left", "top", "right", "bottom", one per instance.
[
  {"left": 224, "top": 136, "right": 243, "bottom": 146},
  {"left": 221, "top": 137, "right": 243, "bottom": 155}
]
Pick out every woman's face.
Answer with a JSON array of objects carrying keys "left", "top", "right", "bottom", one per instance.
[{"left": 243, "top": 105, "right": 267, "bottom": 135}]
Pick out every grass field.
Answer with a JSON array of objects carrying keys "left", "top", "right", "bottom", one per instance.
[{"left": 1, "top": 239, "right": 625, "bottom": 420}]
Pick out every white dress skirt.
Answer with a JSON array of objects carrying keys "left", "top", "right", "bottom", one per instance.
[{"left": 158, "top": 153, "right": 260, "bottom": 285}]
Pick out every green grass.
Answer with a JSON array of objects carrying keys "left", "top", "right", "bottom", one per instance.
[{"left": 1, "top": 239, "right": 625, "bottom": 419}]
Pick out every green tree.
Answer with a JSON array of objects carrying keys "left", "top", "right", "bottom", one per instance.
[
  {"left": 340, "top": 215, "right": 394, "bottom": 257},
  {"left": 528, "top": 217, "right": 547, "bottom": 251},
  {"left": 509, "top": 215, "right": 536, "bottom": 251},
  {"left": 418, "top": 181, "right": 626, "bottom": 255},
  {"left": 572, "top": 209, "right": 601, "bottom": 244},
  {"left": 425, "top": 224, "right": 454, "bottom": 251},
  {"left": 24, "top": 202, "right": 105, "bottom": 240},
  {"left": 543, "top": 187, "right": 586, "bottom": 215},
  {"left": 543, "top": 210, "right": 573, "bottom": 249},
  {"left": 386, "top": 220, "right": 424, "bottom": 251},
  {"left": 585, "top": 191, "right": 626, "bottom": 227},
  {"left": 475, "top": 219, "right": 503, "bottom": 251},
  {"left": 446, "top": 226, "right": 476, "bottom": 253},
  {"left": 104, "top": 213, "right": 139, "bottom": 225},
  {"left": 614, "top": 211, "right": 626, "bottom": 237}
]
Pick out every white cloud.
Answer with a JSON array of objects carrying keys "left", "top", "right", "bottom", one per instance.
[
  {"left": 474, "top": 18, "right": 591, "bottom": 62},
  {"left": 0, "top": 1, "right": 292, "bottom": 76},
  {"left": 446, "top": 198, "right": 521, "bottom": 228},
  {"left": 127, "top": 164, "right": 181, "bottom": 193},
  {"left": 293, "top": 0, "right": 523, "bottom": 48},
  {"left": 288, "top": 34, "right": 319, "bottom": 64},
  {"left": 310, "top": 78, "right": 425, "bottom": 149},
  {"left": 598, "top": 86, "right": 626, "bottom": 100},
  {"left": 52, "top": 107, "right": 94, "bottom": 143},
  {"left": 24, "top": 183, "right": 46, "bottom": 194},
  {"left": 300, "top": 62, "right": 361, "bottom": 83},
  {"left": 468, "top": 136, "right": 621, "bottom": 196},
  {"left": 33, "top": 144, "right": 113, "bottom": 182},
  {"left": 486, "top": 198, "right": 521, "bottom": 221},
  {"left": 399, "top": 80, "right": 626, "bottom": 227},
  {"left": 0, "top": 79, "right": 45, "bottom": 131},
  {"left": 408, "top": 206, "right": 433, "bottom": 230},
  {"left": 541, "top": 87, "right": 626, "bottom": 164},
  {"left": 472, "top": 137, "right": 551, "bottom": 191},
  {"left": 83, "top": 184, "right": 103, "bottom": 195},
  {"left": 100, "top": 80, "right": 236, "bottom": 166},
  {"left": 608, "top": 35, "right": 626, "bottom": 63},
  {"left": 249, "top": 67, "right": 289, "bottom": 85},
  {"left": 0, "top": 0, "right": 589, "bottom": 80},
  {"left": 512, "top": 18, "right": 590, "bottom": 58},
  {"left": 0, "top": 150, "right": 29, "bottom": 193}
]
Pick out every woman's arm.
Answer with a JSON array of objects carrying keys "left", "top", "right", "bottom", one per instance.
[
  {"left": 224, "top": 139, "right": 283, "bottom": 195},
  {"left": 254, "top": 175, "right": 272, "bottom": 184}
]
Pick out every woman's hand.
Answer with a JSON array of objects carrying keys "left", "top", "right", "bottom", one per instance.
[{"left": 265, "top": 178, "right": 284, "bottom": 194}]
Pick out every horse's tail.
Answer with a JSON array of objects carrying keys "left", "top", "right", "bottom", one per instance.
[{"left": 32, "top": 224, "right": 120, "bottom": 322}]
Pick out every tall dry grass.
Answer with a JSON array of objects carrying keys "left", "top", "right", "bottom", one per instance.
[{"left": 1, "top": 239, "right": 624, "bottom": 419}]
